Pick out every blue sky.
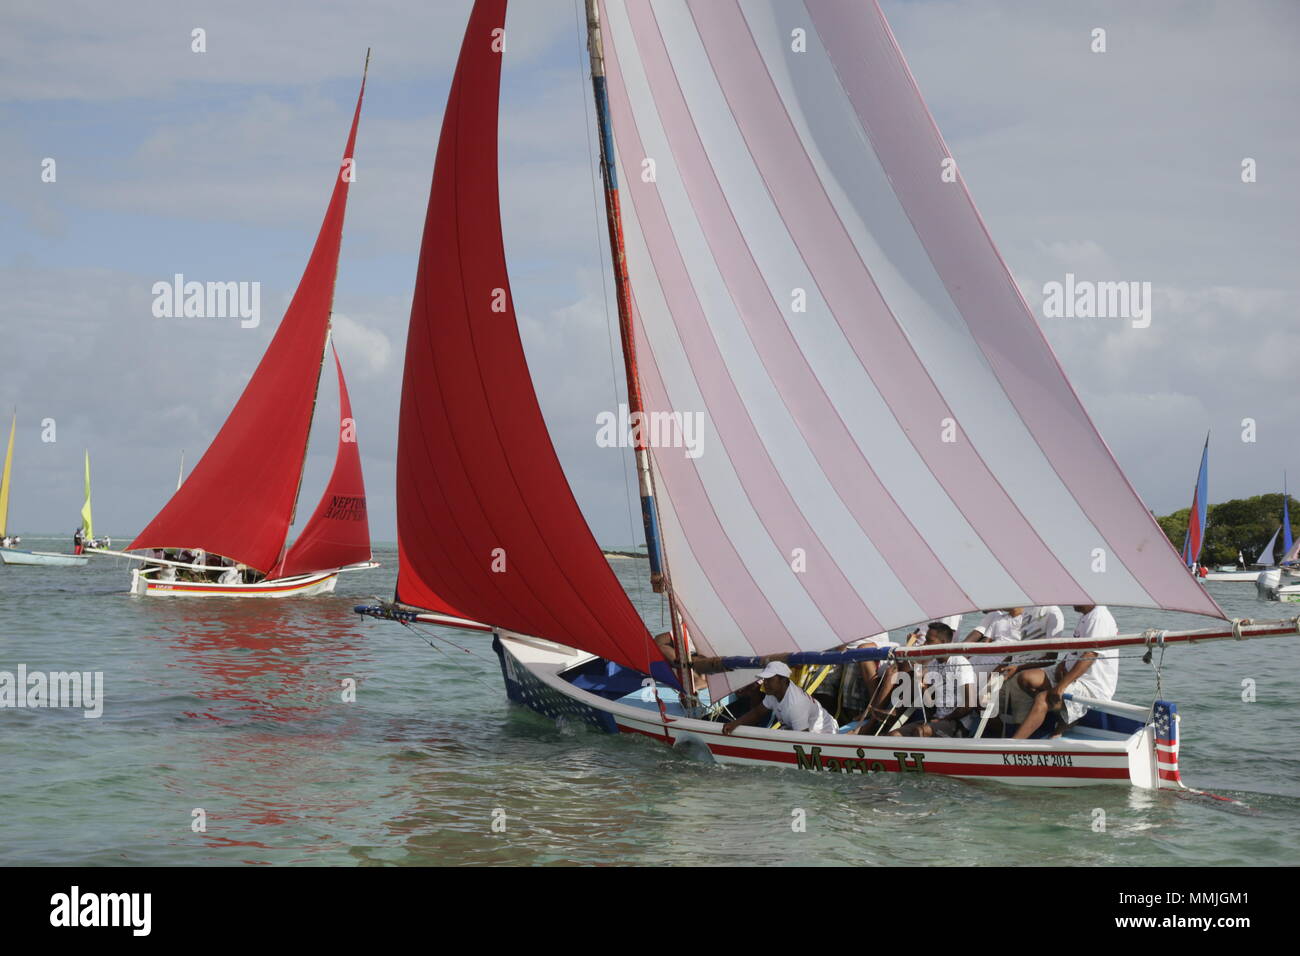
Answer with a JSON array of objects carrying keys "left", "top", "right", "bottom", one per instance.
[{"left": 1, "top": 0, "right": 1297, "bottom": 547}]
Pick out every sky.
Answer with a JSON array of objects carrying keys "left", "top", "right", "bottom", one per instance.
[{"left": 1, "top": 0, "right": 1297, "bottom": 549}]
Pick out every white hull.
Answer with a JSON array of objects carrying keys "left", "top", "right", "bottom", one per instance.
[
  {"left": 1204, "top": 569, "right": 1268, "bottom": 582},
  {"left": 130, "top": 567, "right": 338, "bottom": 598},
  {"left": 0, "top": 547, "right": 88, "bottom": 567},
  {"left": 1256, "top": 568, "right": 1300, "bottom": 602},
  {"left": 493, "top": 632, "right": 1183, "bottom": 790},
  {"left": 1271, "top": 584, "right": 1300, "bottom": 603}
]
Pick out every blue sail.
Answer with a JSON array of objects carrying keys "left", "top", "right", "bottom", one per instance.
[{"left": 1181, "top": 437, "right": 1209, "bottom": 568}]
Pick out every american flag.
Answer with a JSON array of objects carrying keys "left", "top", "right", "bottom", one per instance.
[{"left": 1154, "top": 700, "right": 1182, "bottom": 786}]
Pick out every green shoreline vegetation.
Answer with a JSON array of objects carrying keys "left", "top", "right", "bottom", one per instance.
[{"left": 1157, "top": 493, "right": 1297, "bottom": 566}]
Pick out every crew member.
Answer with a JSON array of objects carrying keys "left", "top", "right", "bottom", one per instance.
[
  {"left": 1009, "top": 605, "right": 1119, "bottom": 739},
  {"left": 891, "top": 623, "right": 978, "bottom": 737},
  {"left": 722, "top": 661, "right": 837, "bottom": 735}
]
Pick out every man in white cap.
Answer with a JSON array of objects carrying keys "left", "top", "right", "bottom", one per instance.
[{"left": 721, "top": 661, "right": 838, "bottom": 735}]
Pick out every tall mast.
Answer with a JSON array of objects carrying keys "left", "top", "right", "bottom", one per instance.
[
  {"left": 283, "top": 49, "right": 369, "bottom": 546},
  {"left": 584, "top": 1, "right": 694, "bottom": 697}
]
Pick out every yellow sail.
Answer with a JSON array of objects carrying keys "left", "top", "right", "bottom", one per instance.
[
  {"left": 81, "top": 449, "right": 93, "bottom": 540},
  {"left": 0, "top": 412, "right": 14, "bottom": 537}
]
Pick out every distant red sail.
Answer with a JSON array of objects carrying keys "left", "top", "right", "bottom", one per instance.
[
  {"left": 129, "top": 65, "right": 368, "bottom": 573},
  {"left": 271, "top": 345, "right": 372, "bottom": 579},
  {"left": 394, "top": 0, "right": 656, "bottom": 672}
]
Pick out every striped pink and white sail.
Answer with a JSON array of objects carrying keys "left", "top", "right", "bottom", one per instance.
[{"left": 596, "top": 0, "right": 1223, "bottom": 662}]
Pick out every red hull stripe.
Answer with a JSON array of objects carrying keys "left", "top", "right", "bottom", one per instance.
[
  {"left": 147, "top": 577, "right": 329, "bottom": 594},
  {"left": 616, "top": 723, "right": 1127, "bottom": 778},
  {"left": 616, "top": 720, "right": 1111, "bottom": 759}
]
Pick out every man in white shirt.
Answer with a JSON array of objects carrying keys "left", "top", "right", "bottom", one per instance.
[
  {"left": 963, "top": 607, "right": 1025, "bottom": 674},
  {"left": 891, "top": 624, "right": 978, "bottom": 737},
  {"left": 1019, "top": 605, "right": 1066, "bottom": 643},
  {"left": 1010, "top": 605, "right": 1119, "bottom": 739},
  {"left": 991, "top": 606, "right": 1065, "bottom": 734},
  {"left": 830, "top": 631, "right": 896, "bottom": 722},
  {"left": 998, "top": 605, "right": 1065, "bottom": 672},
  {"left": 722, "top": 660, "right": 838, "bottom": 735}
]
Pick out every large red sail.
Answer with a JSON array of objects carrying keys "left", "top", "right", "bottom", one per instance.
[
  {"left": 271, "top": 344, "right": 372, "bottom": 578},
  {"left": 394, "top": 0, "right": 656, "bottom": 672},
  {"left": 130, "top": 64, "right": 368, "bottom": 573}
]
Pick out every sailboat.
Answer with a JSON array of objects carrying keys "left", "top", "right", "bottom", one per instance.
[
  {"left": 1179, "top": 435, "right": 1210, "bottom": 579},
  {"left": 1209, "top": 517, "right": 1282, "bottom": 581},
  {"left": 92, "top": 57, "right": 376, "bottom": 598},
  {"left": 357, "top": 0, "right": 1300, "bottom": 788},
  {"left": 0, "top": 413, "right": 90, "bottom": 567},
  {"left": 1257, "top": 480, "right": 1300, "bottom": 600},
  {"left": 1185, "top": 436, "right": 1262, "bottom": 582}
]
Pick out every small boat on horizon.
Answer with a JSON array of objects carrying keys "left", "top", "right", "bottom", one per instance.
[
  {"left": 0, "top": 413, "right": 94, "bottom": 568},
  {"left": 93, "top": 55, "right": 376, "bottom": 598},
  {"left": 1256, "top": 479, "right": 1300, "bottom": 600}
]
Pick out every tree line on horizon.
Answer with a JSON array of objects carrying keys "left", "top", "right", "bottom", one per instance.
[{"left": 1157, "top": 493, "right": 1296, "bottom": 566}]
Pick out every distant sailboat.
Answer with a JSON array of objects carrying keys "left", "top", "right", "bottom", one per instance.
[
  {"left": 1257, "top": 478, "right": 1300, "bottom": 599},
  {"left": 1181, "top": 435, "right": 1209, "bottom": 576},
  {"left": 0, "top": 412, "right": 13, "bottom": 544},
  {"left": 78, "top": 449, "right": 110, "bottom": 551},
  {"left": 0, "top": 414, "right": 89, "bottom": 567},
  {"left": 94, "top": 55, "right": 376, "bottom": 597},
  {"left": 1255, "top": 527, "right": 1280, "bottom": 567},
  {"left": 1281, "top": 477, "right": 1297, "bottom": 564}
]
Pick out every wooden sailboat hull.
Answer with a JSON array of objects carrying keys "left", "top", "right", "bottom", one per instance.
[
  {"left": 0, "top": 548, "right": 89, "bottom": 567},
  {"left": 130, "top": 567, "right": 338, "bottom": 598},
  {"left": 493, "top": 632, "right": 1176, "bottom": 790}
]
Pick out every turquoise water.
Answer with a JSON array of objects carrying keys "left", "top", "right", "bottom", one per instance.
[{"left": 2, "top": 539, "right": 1298, "bottom": 866}]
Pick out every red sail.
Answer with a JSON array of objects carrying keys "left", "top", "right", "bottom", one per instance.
[
  {"left": 394, "top": 0, "right": 656, "bottom": 672},
  {"left": 129, "top": 66, "right": 368, "bottom": 573},
  {"left": 270, "top": 344, "right": 372, "bottom": 578}
]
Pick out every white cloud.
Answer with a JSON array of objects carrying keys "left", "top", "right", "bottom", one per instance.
[{"left": 331, "top": 312, "right": 392, "bottom": 379}]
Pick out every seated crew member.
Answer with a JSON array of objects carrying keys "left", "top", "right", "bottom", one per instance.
[
  {"left": 964, "top": 607, "right": 1025, "bottom": 674},
  {"left": 996, "top": 605, "right": 1064, "bottom": 676},
  {"left": 855, "top": 625, "right": 934, "bottom": 733},
  {"left": 652, "top": 631, "right": 707, "bottom": 691},
  {"left": 1010, "top": 604, "right": 1119, "bottom": 739},
  {"left": 989, "top": 605, "right": 1065, "bottom": 734},
  {"left": 722, "top": 660, "right": 837, "bottom": 735},
  {"left": 832, "top": 632, "right": 896, "bottom": 722},
  {"left": 890, "top": 623, "right": 978, "bottom": 737}
]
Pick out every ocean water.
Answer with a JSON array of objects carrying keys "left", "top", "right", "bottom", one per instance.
[{"left": 2, "top": 538, "right": 1298, "bottom": 866}]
